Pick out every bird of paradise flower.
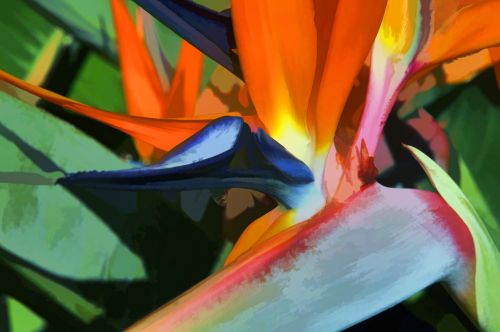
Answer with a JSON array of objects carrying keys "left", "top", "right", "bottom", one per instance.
[{"left": 1, "top": 0, "right": 500, "bottom": 331}]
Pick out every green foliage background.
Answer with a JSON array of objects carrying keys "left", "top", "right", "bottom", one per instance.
[{"left": 0, "top": 0, "right": 498, "bottom": 331}]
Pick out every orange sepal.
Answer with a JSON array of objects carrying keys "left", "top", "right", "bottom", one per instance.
[
  {"left": 442, "top": 49, "right": 494, "bottom": 84},
  {"left": 0, "top": 70, "right": 240, "bottom": 152},
  {"left": 165, "top": 41, "right": 204, "bottom": 118},
  {"left": 111, "top": 0, "right": 164, "bottom": 119},
  {"left": 312, "top": 0, "right": 388, "bottom": 152},
  {"left": 231, "top": 0, "right": 317, "bottom": 144},
  {"left": 224, "top": 208, "right": 296, "bottom": 266},
  {"left": 111, "top": 0, "right": 167, "bottom": 160}
]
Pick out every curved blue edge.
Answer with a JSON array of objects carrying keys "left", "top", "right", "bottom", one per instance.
[
  {"left": 133, "top": 0, "right": 241, "bottom": 77},
  {"left": 252, "top": 129, "right": 314, "bottom": 184},
  {"left": 152, "top": 116, "right": 245, "bottom": 170},
  {"left": 58, "top": 117, "right": 315, "bottom": 208}
]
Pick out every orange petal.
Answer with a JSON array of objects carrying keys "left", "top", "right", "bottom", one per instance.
[
  {"left": 0, "top": 70, "right": 234, "bottom": 152},
  {"left": 442, "top": 49, "right": 493, "bottom": 84},
  {"left": 224, "top": 208, "right": 284, "bottom": 266},
  {"left": 312, "top": 0, "right": 388, "bottom": 153},
  {"left": 111, "top": 0, "right": 164, "bottom": 119},
  {"left": 225, "top": 208, "right": 298, "bottom": 266},
  {"left": 351, "top": 0, "right": 425, "bottom": 156},
  {"left": 416, "top": 0, "right": 500, "bottom": 70},
  {"left": 252, "top": 210, "right": 296, "bottom": 246},
  {"left": 111, "top": 0, "right": 167, "bottom": 160},
  {"left": 232, "top": 0, "right": 387, "bottom": 162},
  {"left": 164, "top": 41, "right": 204, "bottom": 118},
  {"left": 231, "top": 0, "right": 317, "bottom": 161}
]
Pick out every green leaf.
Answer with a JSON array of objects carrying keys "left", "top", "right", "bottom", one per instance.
[
  {"left": 1, "top": 256, "right": 103, "bottom": 324},
  {"left": 0, "top": 1, "right": 61, "bottom": 78},
  {"left": 407, "top": 145, "right": 500, "bottom": 332},
  {"left": 436, "top": 84, "right": 500, "bottom": 247},
  {"left": 27, "top": 0, "right": 216, "bottom": 90},
  {"left": 68, "top": 52, "right": 127, "bottom": 114},
  {"left": 0, "top": 91, "right": 145, "bottom": 280},
  {"left": 26, "top": 0, "right": 118, "bottom": 62}
]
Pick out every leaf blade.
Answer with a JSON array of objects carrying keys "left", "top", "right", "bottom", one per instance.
[{"left": 407, "top": 145, "right": 500, "bottom": 331}]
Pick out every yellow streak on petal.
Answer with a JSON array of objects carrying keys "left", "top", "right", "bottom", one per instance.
[
  {"left": 378, "top": 0, "right": 418, "bottom": 57},
  {"left": 231, "top": 0, "right": 317, "bottom": 159},
  {"left": 224, "top": 208, "right": 284, "bottom": 266},
  {"left": 272, "top": 112, "right": 313, "bottom": 164}
]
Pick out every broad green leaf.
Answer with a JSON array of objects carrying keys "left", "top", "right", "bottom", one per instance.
[
  {"left": 26, "top": 0, "right": 118, "bottom": 61},
  {"left": 0, "top": 0, "right": 62, "bottom": 80},
  {"left": 68, "top": 52, "right": 127, "bottom": 114},
  {"left": 407, "top": 145, "right": 500, "bottom": 332},
  {"left": 0, "top": 91, "right": 145, "bottom": 280},
  {"left": 436, "top": 84, "right": 500, "bottom": 247}
]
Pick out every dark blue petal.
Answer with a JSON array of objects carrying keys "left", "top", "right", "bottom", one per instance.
[
  {"left": 253, "top": 129, "right": 314, "bottom": 184},
  {"left": 133, "top": 0, "right": 241, "bottom": 77},
  {"left": 59, "top": 117, "right": 315, "bottom": 208}
]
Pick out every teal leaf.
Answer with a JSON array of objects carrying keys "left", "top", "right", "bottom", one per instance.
[{"left": 0, "top": 91, "right": 145, "bottom": 280}]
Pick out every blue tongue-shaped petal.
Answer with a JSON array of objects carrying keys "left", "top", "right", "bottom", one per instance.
[{"left": 58, "top": 117, "right": 314, "bottom": 208}]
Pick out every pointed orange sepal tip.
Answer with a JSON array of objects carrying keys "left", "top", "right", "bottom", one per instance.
[
  {"left": 164, "top": 41, "right": 204, "bottom": 118},
  {"left": 111, "top": 0, "right": 164, "bottom": 120},
  {"left": 111, "top": 0, "right": 168, "bottom": 160},
  {"left": 0, "top": 70, "right": 237, "bottom": 152}
]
